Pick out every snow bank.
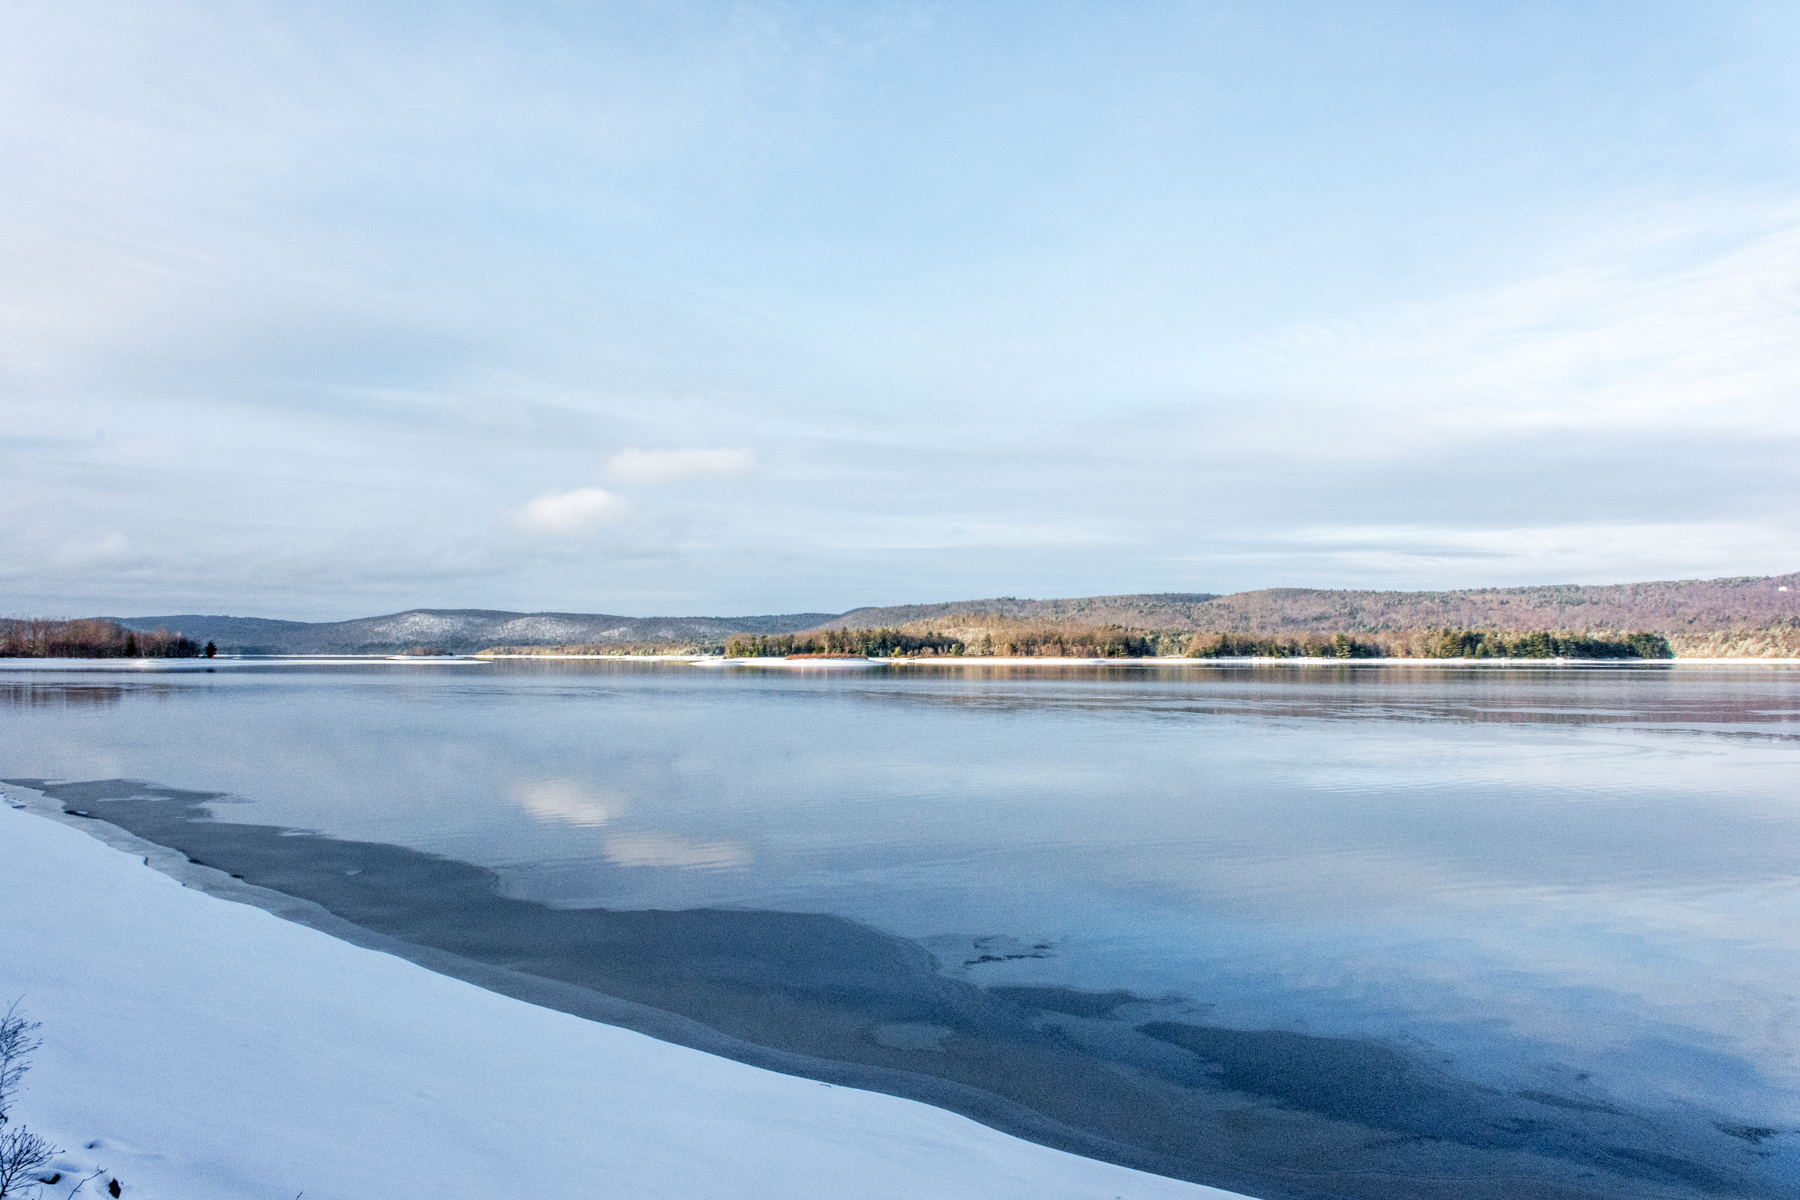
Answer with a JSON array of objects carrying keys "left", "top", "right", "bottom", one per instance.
[{"left": 0, "top": 800, "right": 1250, "bottom": 1200}]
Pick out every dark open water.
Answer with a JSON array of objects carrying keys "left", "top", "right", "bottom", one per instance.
[{"left": 5, "top": 658, "right": 1799, "bottom": 1199}]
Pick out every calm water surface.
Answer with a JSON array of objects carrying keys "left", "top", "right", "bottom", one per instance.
[{"left": 6, "top": 659, "right": 1799, "bottom": 1197}]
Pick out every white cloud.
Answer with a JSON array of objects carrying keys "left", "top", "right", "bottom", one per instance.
[
  {"left": 508, "top": 782, "right": 752, "bottom": 869},
  {"left": 604, "top": 447, "right": 755, "bottom": 484},
  {"left": 513, "top": 487, "right": 629, "bottom": 535},
  {"left": 602, "top": 831, "right": 751, "bottom": 870},
  {"left": 508, "top": 780, "right": 625, "bottom": 828}
]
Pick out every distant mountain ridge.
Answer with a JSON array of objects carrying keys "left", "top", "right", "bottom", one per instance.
[
  {"left": 816, "top": 592, "right": 1223, "bottom": 630},
  {"left": 117, "top": 572, "right": 1799, "bottom": 654},
  {"left": 831, "top": 575, "right": 1800, "bottom": 636},
  {"left": 116, "top": 609, "right": 835, "bottom": 655},
  {"left": 1189, "top": 574, "right": 1799, "bottom": 634}
]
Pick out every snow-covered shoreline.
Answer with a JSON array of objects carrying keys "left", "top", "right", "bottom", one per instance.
[
  {"left": 0, "top": 791, "right": 1250, "bottom": 1200},
  {"left": 698, "top": 655, "right": 1800, "bottom": 666},
  {"left": 3, "top": 655, "right": 1795, "bottom": 673}
]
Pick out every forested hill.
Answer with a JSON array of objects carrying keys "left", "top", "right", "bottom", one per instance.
[
  {"left": 116, "top": 609, "right": 834, "bottom": 654},
  {"left": 814, "top": 573, "right": 1800, "bottom": 636},
  {"left": 817, "top": 593, "right": 1222, "bottom": 630},
  {"left": 1178, "top": 573, "right": 1800, "bottom": 634},
  {"left": 111, "top": 572, "right": 1798, "bottom": 654}
]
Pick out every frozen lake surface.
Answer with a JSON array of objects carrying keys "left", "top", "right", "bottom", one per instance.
[{"left": 6, "top": 658, "right": 1799, "bottom": 1199}]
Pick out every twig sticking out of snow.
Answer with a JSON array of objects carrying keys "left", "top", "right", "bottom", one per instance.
[{"left": 61, "top": 1168, "right": 103, "bottom": 1199}]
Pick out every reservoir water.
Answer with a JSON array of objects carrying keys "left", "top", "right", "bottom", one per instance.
[{"left": 5, "top": 658, "right": 1799, "bottom": 1199}]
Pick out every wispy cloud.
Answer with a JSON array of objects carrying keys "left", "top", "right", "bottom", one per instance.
[
  {"left": 1243, "top": 206, "right": 1800, "bottom": 438},
  {"left": 604, "top": 447, "right": 755, "bottom": 484},
  {"left": 513, "top": 487, "right": 629, "bottom": 535},
  {"left": 4, "top": 4, "right": 1795, "bottom": 612},
  {"left": 1180, "top": 519, "right": 1800, "bottom": 590}
]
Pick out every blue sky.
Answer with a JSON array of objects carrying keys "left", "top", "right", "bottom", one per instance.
[{"left": 4, "top": 1, "right": 1798, "bottom": 619}]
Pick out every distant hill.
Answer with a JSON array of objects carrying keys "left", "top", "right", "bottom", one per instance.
[
  {"left": 110, "top": 572, "right": 1799, "bottom": 656},
  {"left": 106, "top": 615, "right": 312, "bottom": 653},
  {"left": 817, "top": 593, "right": 1222, "bottom": 630},
  {"left": 811, "top": 574, "right": 1800, "bottom": 637},
  {"left": 116, "top": 609, "right": 834, "bottom": 655},
  {"left": 1172, "top": 574, "right": 1800, "bottom": 635}
]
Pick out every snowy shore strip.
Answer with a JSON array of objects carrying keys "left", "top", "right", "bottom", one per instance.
[
  {"left": 2, "top": 655, "right": 1795, "bottom": 673},
  {"left": 0, "top": 794, "right": 1251, "bottom": 1200},
  {"left": 699, "top": 655, "right": 1800, "bottom": 666}
]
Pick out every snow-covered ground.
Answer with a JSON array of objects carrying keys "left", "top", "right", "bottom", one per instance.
[{"left": 0, "top": 798, "right": 1251, "bottom": 1200}]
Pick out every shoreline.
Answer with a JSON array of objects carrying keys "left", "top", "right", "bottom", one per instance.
[
  {"left": 0, "top": 770, "right": 1778, "bottom": 1200},
  {"left": 0, "top": 784, "right": 1250, "bottom": 1200},
  {"left": 700, "top": 655, "right": 1800, "bottom": 667},
  {"left": 3, "top": 654, "right": 1797, "bottom": 670},
  {"left": 6, "top": 777, "right": 1768, "bottom": 1199}
]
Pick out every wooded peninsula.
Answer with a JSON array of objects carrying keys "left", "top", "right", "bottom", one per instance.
[{"left": 1, "top": 618, "right": 208, "bottom": 658}]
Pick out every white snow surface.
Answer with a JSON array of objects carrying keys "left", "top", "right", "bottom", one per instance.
[{"left": 0, "top": 801, "right": 1250, "bottom": 1200}]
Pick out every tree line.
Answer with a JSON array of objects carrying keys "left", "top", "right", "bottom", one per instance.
[
  {"left": 722, "top": 624, "right": 1673, "bottom": 660},
  {"left": 725, "top": 628, "right": 968, "bottom": 657},
  {"left": 1186, "top": 631, "right": 1378, "bottom": 658},
  {"left": 0, "top": 618, "right": 205, "bottom": 658},
  {"left": 1184, "top": 629, "right": 1670, "bottom": 659},
  {"left": 1406, "top": 628, "right": 1670, "bottom": 660}
]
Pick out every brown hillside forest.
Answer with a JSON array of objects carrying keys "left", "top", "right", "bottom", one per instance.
[
  {"left": 1, "top": 618, "right": 205, "bottom": 658},
  {"left": 816, "top": 573, "right": 1800, "bottom": 636},
  {"left": 464, "top": 573, "right": 1800, "bottom": 659},
  {"left": 483, "top": 573, "right": 1799, "bottom": 659}
]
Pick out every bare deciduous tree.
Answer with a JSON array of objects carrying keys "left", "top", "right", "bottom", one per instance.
[{"left": 0, "top": 1001, "right": 56, "bottom": 1199}]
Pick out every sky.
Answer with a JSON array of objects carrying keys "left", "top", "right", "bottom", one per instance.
[{"left": 3, "top": 0, "right": 1798, "bottom": 620}]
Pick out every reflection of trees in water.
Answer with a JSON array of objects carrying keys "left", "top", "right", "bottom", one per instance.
[
  {"left": 0, "top": 683, "right": 124, "bottom": 708},
  {"left": 836, "top": 665, "right": 1800, "bottom": 731}
]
